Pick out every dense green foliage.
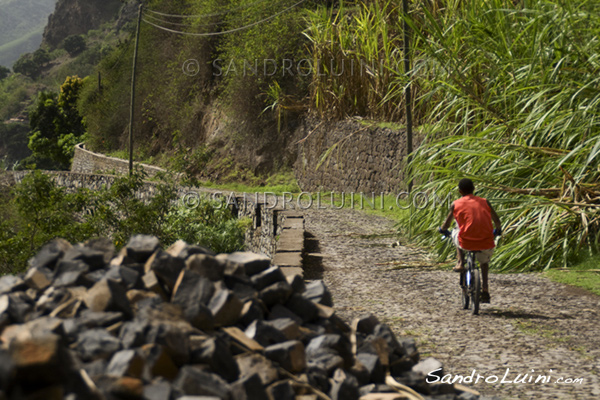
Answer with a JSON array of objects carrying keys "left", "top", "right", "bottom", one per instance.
[
  {"left": 24, "top": 75, "right": 86, "bottom": 169},
  {"left": 398, "top": 0, "right": 600, "bottom": 271},
  {"left": 0, "top": 170, "right": 248, "bottom": 274},
  {"left": 303, "top": 0, "right": 600, "bottom": 270},
  {"left": 80, "top": 0, "right": 312, "bottom": 161}
]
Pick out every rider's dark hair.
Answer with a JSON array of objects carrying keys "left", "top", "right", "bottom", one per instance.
[{"left": 458, "top": 178, "right": 475, "bottom": 194}]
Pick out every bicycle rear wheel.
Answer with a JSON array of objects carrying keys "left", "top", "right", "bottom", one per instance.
[
  {"left": 461, "top": 271, "right": 469, "bottom": 309},
  {"left": 472, "top": 268, "right": 481, "bottom": 315}
]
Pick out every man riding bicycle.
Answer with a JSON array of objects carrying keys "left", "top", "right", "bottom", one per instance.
[{"left": 439, "top": 178, "right": 501, "bottom": 303}]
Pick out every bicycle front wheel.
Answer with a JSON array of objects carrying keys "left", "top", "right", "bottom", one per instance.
[{"left": 472, "top": 268, "right": 481, "bottom": 315}]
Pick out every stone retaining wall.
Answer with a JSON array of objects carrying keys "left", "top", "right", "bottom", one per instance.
[
  {"left": 71, "top": 143, "right": 166, "bottom": 177},
  {"left": 294, "top": 119, "right": 410, "bottom": 193}
]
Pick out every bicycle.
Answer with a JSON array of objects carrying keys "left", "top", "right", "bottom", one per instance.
[{"left": 439, "top": 229, "right": 500, "bottom": 315}]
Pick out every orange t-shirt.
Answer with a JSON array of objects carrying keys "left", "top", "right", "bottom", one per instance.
[{"left": 453, "top": 194, "right": 495, "bottom": 251}]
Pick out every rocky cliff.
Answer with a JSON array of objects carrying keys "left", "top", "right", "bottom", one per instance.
[{"left": 42, "top": 0, "right": 123, "bottom": 48}]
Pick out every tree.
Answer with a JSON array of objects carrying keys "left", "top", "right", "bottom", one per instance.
[
  {"left": 13, "top": 55, "right": 38, "bottom": 78},
  {"left": 0, "top": 66, "right": 10, "bottom": 80},
  {"left": 63, "top": 35, "right": 86, "bottom": 56},
  {"left": 32, "top": 49, "right": 50, "bottom": 66},
  {"left": 27, "top": 76, "right": 87, "bottom": 169}
]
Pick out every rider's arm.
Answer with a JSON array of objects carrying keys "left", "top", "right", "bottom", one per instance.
[
  {"left": 487, "top": 200, "right": 501, "bottom": 230},
  {"left": 440, "top": 204, "right": 455, "bottom": 231}
]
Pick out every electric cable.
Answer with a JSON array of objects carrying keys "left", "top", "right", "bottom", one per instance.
[
  {"left": 144, "top": 0, "right": 272, "bottom": 19},
  {"left": 141, "top": 0, "right": 307, "bottom": 37}
]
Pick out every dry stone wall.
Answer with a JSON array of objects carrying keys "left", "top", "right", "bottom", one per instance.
[
  {"left": 71, "top": 143, "right": 166, "bottom": 178},
  {"left": 294, "top": 119, "right": 410, "bottom": 194}
]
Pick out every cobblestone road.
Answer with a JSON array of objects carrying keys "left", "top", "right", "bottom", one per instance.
[{"left": 304, "top": 208, "right": 600, "bottom": 400}]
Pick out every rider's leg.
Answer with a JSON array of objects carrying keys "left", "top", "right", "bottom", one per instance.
[
  {"left": 481, "top": 262, "right": 489, "bottom": 292},
  {"left": 454, "top": 248, "right": 465, "bottom": 271}
]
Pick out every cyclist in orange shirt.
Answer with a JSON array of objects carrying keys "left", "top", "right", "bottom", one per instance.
[{"left": 439, "top": 178, "right": 501, "bottom": 303}]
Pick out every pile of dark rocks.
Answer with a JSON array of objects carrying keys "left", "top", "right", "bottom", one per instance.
[{"left": 0, "top": 235, "right": 493, "bottom": 400}]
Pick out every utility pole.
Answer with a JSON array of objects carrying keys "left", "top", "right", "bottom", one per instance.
[
  {"left": 129, "top": 2, "right": 143, "bottom": 176},
  {"left": 402, "top": 0, "right": 413, "bottom": 191}
]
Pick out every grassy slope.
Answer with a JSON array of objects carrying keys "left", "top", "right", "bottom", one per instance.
[{"left": 0, "top": 0, "right": 56, "bottom": 67}]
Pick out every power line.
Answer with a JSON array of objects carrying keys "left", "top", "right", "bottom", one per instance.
[
  {"left": 141, "top": 0, "right": 307, "bottom": 37},
  {"left": 144, "top": 0, "right": 273, "bottom": 19},
  {"left": 143, "top": 12, "right": 225, "bottom": 28}
]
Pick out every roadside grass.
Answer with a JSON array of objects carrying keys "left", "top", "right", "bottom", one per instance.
[{"left": 544, "top": 254, "right": 600, "bottom": 297}]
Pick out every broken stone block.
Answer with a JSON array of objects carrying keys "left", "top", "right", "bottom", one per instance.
[
  {"left": 397, "top": 337, "right": 419, "bottom": 362},
  {"left": 286, "top": 273, "right": 306, "bottom": 294},
  {"left": 173, "top": 366, "right": 231, "bottom": 399},
  {"left": 167, "top": 240, "right": 215, "bottom": 259},
  {"left": 264, "top": 318, "right": 301, "bottom": 341},
  {"left": 0, "top": 275, "right": 25, "bottom": 295},
  {"left": 24, "top": 266, "right": 53, "bottom": 291},
  {"left": 259, "top": 281, "right": 293, "bottom": 307},
  {"left": 1, "top": 292, "right": 33, "bottom": 324},
  {"left": 238, "top": 300, "right": 265, "bottom": 327},
  {"left": 244, "top": 320, "right": 287, "bottom": 347},
  {"left": 140, "top": 344, "right": 178, "bottom": 381},
  {"left": 144, "top": 320, "right": 192, "bottom": 366},
  {"left": 226, "top": 252, "right": 270, "bottom": 276},
  {"left": 394, "top": 371, "right": 430, "bottom": 395},
  {"left": 110, "top": 376, "right": 144, "bottom": 399},
  {"left": 191, "top": 337, "right": 239, "bottom": 383},
  {"left": 264, "top": 340, "right": 306, "bottom": 373},
  {"left": 357, "top": 352, "right": 385, "bottom": 383},
  {"left": 355, "top": 314, "right": 380, "bottom": 335},
  {"left": 285, "top": 294, "right": 319, "bottom": 323},
  {"left": 372, "top": 324, "right": 402, "bottom": 358},
  {"left": 235, "top": 353, "right": 278, "bottom": 386},
  {"left": 268, "top": 304, "right": 302, "bottom": 325},
  {"left": 53, "top": 261, "right": 90, "bottom": 288},
  {"left": 84, "top": 238, "right": 115, "bottom": 265},
  {"left": 28, "top": 238, "right": 72, "bottom": 270},
  {"left": 306, "top": 334, "right": 353, "bottom": 369},
  {"left": 359, "top": 336, "right": 390, "bottom": 367},
  {"left": 63, "top": 244, "right": 108, "bottom": 271},
  {"left": 9, "top": 334, "right": 71, "bottom": 388},
  {"left": 222, "top": 327, "right": 264, "bottom": 353},
  {"left": 76, "top": 328, "right": 122, "bottom": 361},
  {"left": 126, "top": 235, "right": 160, "bottom": 263},
  {"left": 250, "top": 266, "right": 285, "bottom": 291},
  {"left": 231, "top": 373, "right": 269, "bottom": 400},
  {"left": 208, "top": 286, "right": 243, "bottom": 327},
  {"left": 302, "top": 281, "right": 333, "bottom": 307},
  {"left": 142, "top": 270, "right": 168, "bottom": 299},
  {"left": 171, "top": 270, "right": 214, "bottom": 331},
  {"left": 186, "top": 254, "right": 225, "bottom": 282},
  {"left": 119, "top": 320, "right": 147, "bottom": 349},
  {"left": 307, "top": 353, "right": 345, "bottom": 376},
  {"left": 412, "top": 357, "right": 443, "bottom": 378},
  {"left": 145, "top": 250, "right": 186, "bottom": 292},
  {"left": 266, "top": 380, "right": 295, "bottom": 400},
  {"left": 330, "top": 369, "right": 359, "bottom": 400},
  {"left": 116, "top": 265, "right": 142, "bottom": 290},
  {"left": 142, "top": 379, "right": 172, "bottom": 400},
  {"left": 106, "top": 349, "right": 144, "bottom": 378},
  {"left": 84, "top": 279, "right": 132, "bottom": 318}
]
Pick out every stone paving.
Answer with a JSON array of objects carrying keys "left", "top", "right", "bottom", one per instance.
[{"left": 304, "top": 207, "right": 600, "bottom": 400}]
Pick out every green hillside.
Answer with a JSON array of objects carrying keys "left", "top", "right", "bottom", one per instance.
[{"left": 0, "top": 0, "right": 56, "bottom": 67}]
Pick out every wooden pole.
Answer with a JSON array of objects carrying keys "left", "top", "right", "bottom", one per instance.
[
  {"left": 403, "top": 0, "right": 413, "bottom": 191},
  {"left": 129, "top": 2, "right": 143, "bottom": 176}
]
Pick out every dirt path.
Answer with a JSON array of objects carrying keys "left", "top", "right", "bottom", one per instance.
[{"left": 303, "top": 208, "right": 600, "bottom": 400}]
